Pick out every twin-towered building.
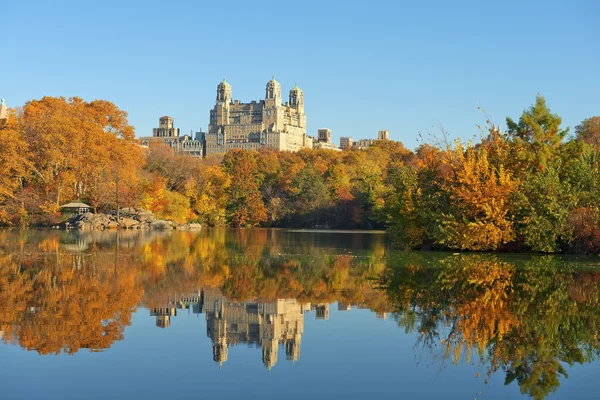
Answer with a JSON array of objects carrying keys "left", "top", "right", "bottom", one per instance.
[
  {"left": 143, "top": 78, "right": 390, "bottom": 157},
  {"left": 205, "top": 77, "right": 310, "bottom": 155}
]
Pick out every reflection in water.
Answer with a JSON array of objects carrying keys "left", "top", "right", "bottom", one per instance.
[
  {"left": 148, "top": 289, "right": 364, "bottom": 369},
  {"left": 381, "top": 253, "right": 600, "bottom": 400},
  {"left": 203, "top": 291, "right": 308, "bottom": 369},
  {"left": 1, "top": 229, "right": 600, "bottom": 398}
]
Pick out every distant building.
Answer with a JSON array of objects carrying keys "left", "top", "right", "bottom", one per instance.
[
  {"left": 378, "top": 130, "right": 389, "bottom": 140},
  {"left": 139, "top": 117, "right": 203, "bottom": 158},
  {"left": 341, "top": 130, "right": 391, "bottom": 150},
  {"left": 203, "top": 78, "right": 310, "bottom": 156},
  {"left": 317, "top": 128, "right": 331, "bottom": 143},
  {"left": 353, "top": 138, "right": 377, "bottom": 149},
  {"left": 340, "top": 136, "right": 353, "bottom": 150},
  {"left": 153, "top": 116, "right": 180, "bottom": 138},
  {"left": 313, "top": 128, "right": 341, "bottom": 151},
  {"left": 0, "top": 98, "right": 7, "bottom": 121}
]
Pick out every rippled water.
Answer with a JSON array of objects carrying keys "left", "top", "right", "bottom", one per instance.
[{"left": 1, "top": 229, "right": 600, "bottom": 399}]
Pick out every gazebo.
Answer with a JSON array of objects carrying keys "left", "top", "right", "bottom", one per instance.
[{"left": 60, "top": 202, "right": 91, "bottom": 215}]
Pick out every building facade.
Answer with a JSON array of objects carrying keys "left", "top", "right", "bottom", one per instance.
[
  {"left": 340, "top": 136, "right": 353, "bottom": 150},
  {"left": 204, "top": 78, "right": 310, "bottom": 156},
  {"left": 139, "top": 116, "right": 203, "bottom": 158}
]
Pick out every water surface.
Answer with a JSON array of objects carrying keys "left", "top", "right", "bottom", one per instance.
[{"left": 1, "top": 229, "right": 600, "bottom": 399}]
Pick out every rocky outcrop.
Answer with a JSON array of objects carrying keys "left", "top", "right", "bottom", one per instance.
[
  {"left": 65, "top": 210, "right": 200, "bottom": 231},
  {"left": 175, "top": 223, "right": 202, "bottom": 230}
]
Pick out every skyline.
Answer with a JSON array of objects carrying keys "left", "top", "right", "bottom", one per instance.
[{"left": 3, "top": 0, "right": 599, "bottom": 148}]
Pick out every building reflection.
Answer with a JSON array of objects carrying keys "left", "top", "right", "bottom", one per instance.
[{"left": 148, "top": 290, "right": 337, "bottom": 369}]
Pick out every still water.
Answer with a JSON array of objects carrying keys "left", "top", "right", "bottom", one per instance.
[{"left": 1, "top": 229, "right": 600, "bottom": 399}]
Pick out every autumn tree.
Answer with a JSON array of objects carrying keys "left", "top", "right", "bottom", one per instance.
[
  {"left": 575, "top": 116, "right": 600, "bottom": 148},
  {"left": 222, "top": 150, "right": 267, "bottom": 226},
  {"left": 0, "top": 109, "right": 31, "bottom": 225},
  {"left": 17, "top": 97, "right": 138, "bottom": 219},
  {"left": 185, "top": 163, "right": 230, "bottom": 225},
  {"left": 435, "top": 143, "right": 519, "bottom": 251}
]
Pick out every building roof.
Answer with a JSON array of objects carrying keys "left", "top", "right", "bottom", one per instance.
[
  {"left": 60, "top": 202, "right": 91, "bottom": 208},
  {"left": 267, "top": 76, "right": 280, "bottom": 86},
  {"left": 218, "top": 78, "right": 231, "bottom": 87}
]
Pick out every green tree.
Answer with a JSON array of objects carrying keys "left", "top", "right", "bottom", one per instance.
[{"left": 506, "top": 95, "right": 569, "bottom": 171}]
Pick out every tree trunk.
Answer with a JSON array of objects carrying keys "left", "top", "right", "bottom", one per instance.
[{"left": 115, "top": 172, "right": 120, "bottom": 223}]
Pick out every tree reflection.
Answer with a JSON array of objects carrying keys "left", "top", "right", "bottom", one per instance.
[
  {"left": 0, "top": 229, "right": 389, "bottom": 355},
  {"left": 1, "top": 229, "right": 600, "bottom": 399},
  {"left": 382, "top": 253, "right": 600, "bottom": 399},
  {"left": 0, "top": 231, "right": 143, "bottom": 354}
]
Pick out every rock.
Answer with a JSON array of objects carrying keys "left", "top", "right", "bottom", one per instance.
[
  {"left": 106, "top": 221, "right": 119, "bottom": 229},
  {"left": 74, "top": 221, "right": 92, "bottom": 231},
  {"left": 139, "top": 224, "right": 150, "bottom": 230},
  {"left": 119, "top": 207, "right": 137, "bottom": 216},
  {"left": 136, "top": 212, "right": 156, "bottom": 223},
  {"left": 120, "top": 217, "right": 139, "bottom": 229},
  {"left": 176, "top": 223, "right": 202, "bottom": 230},
  {"left": 150, "top": 220, "right": 173, "bottom": 230}
]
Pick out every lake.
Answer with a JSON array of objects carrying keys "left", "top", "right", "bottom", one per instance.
[{"left": 1, "top": 228, "right": 600, "bottom": 399}]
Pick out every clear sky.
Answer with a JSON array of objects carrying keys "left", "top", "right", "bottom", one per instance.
[{"left": 3, "top": 0, "right": 599, "bottom": 148}]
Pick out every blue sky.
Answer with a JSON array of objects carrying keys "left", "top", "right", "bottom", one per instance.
[{"left": 3, "top": 0, "right": 599, "bottom": 148}]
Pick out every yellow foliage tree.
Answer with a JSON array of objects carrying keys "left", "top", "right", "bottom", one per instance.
[{"left": 436, "top": 142, "right": 519, "bottom": 250}]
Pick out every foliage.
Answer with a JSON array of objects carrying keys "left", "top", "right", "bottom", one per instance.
[
  {"left": 381, "top": 253, "right": 600, "bottom": 399},
  {"left": 575, "top": 116, "right": 600, "bottom": 148},
  {"left": 1, "top": 94, "right": 599, "bottom": 254}
]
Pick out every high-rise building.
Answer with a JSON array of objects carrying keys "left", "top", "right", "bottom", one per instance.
[
  {"left": 204, "top": 78, "right": 310, "bottom": 156},
  {"left": 378, "top": 130, "right": 389, "bottom": 140}
]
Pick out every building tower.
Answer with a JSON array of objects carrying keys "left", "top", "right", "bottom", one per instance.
[
  {"left": 317, "top": 129, "right": 332, "bottom": 143},
  {"left": 289, "top": 83, "right": 304, "bottom": 113},
  {"left": 217, "top": 78, "right": 232, "bottom": 103},
  {"left": 0, "top": 98, "right": 7, "bottom": 121},
  {"left": 159, "top": 116, "right": 173, "bottom": 130},
  {"left": 152, "top": 116, "right": 180, "bottom": 138},
  {"left": 265, "top": 76, "right": 281, "bottom": 108},
  {"left": 214, "top": 78, "right": 232, "bottom": 125},
  {"left": 378, "top": 130, "right": 389, "bottom": 140}
]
